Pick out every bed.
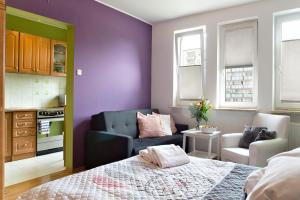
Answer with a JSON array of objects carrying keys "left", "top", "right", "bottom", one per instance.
[{"left": 18, "top": 156, "right": 256, "bottom": 200}]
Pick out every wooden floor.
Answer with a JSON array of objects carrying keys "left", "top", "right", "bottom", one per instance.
[{"left": 4, "top": 169, "right": 73, "bottom": 200}]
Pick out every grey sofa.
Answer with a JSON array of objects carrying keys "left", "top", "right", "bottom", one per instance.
[{"left": 85, "top": 109, "right": 188, "bottom": 169}]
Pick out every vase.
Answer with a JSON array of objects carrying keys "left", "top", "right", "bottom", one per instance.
[{"left": 195, "top": 118, "right": 201, "bottom": 130}]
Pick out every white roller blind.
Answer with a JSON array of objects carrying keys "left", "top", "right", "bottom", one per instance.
[
  {"left": 178, "top": 66, "right": 203, "bottom": 100},
  {"left": 280, "top": 39, "right": 300, "bottom": 101},
  {"left": 224, "top": 22, "right": 256, "bottom": 66}
]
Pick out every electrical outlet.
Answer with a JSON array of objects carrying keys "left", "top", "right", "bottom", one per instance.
[{"left": 76, "top": 69, "right": 83, "bottom": 76}]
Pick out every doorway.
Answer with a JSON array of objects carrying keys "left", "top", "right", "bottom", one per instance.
[{"left": 2, "top": 6, "right": 74, "bottom": 189}]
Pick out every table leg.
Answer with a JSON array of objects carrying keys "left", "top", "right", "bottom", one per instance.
[
  {"left": 183, "top": 134, "right": 186, "bottom": 152},
  {"left": 193, "top": 136, "right": 196, "bottom": 153},
  {"left": 217, "top": 135, "right": 220, "bottom": 160},
  {"left": 208, "top": 138, "right": 212, "bottom": 159}
]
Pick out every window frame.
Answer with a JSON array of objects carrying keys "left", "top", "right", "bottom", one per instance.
[
  {"left": 173, "top": 27, "right": 206, "bottom": 106},
  {"left": 217, "top": 18, "right": 258, "bottom": 109},
  {"left": 273, "top": 11, "right": 300, "bottom": 111}
]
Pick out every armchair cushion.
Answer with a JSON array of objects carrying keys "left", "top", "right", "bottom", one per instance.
[
  {"left": 254, "top": 129, "right": 276, "bottom": 142},
  {"left": 239, "top": 126, "right": 267, "bottom": 149},
  {"left": 221, "top": 147, "right": 249, "bottom": 165}
]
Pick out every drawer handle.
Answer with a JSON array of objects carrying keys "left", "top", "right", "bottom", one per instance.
[
  {"left": 17, "top": 114, "right": 33, "bottom": 118},
  {"left": 19, "top": 143, "right": 28, "bottom": 148},
  {"left": 17, "top": 122, "right": 32, "bottom": 126}
]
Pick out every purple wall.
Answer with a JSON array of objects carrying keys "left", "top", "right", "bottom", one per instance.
[{"left": 7, "top": 0, "right": 152, "bottom": 167}]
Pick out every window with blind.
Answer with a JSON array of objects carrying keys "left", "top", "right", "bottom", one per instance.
[
  {"left": 174, "top": 28, "right": 205, "bottom": 105},
  {"left": 274, "top": 11, "right": 300, "bottom": 110},
  {"left": 218, "top": 19, "right": 258, "bottom": 108}
]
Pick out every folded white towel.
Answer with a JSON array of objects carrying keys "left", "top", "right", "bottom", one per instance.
[
  {"left": 139, "top": 144, "right": 190, "bottom": 168},
  {"left": 139, "top": 149, "right": 158, "bottom": 165}
]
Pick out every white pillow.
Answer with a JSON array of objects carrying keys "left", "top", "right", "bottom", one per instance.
[
  {"left": 267, "top": 147, "right": 300, "bottom": 163},
  {"left": 245, "top": 168, "right": 266, "bottom": 195},
  {"left": 247, "top": 156, "right": 300, "bottom": 200},
  {"left": 147, "top": 114, "right": 172, "bottom": 135}
]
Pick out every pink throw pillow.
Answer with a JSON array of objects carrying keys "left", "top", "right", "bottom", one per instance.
[
  {"left": 137, "top": 112, "right": 165, "bottom": 138},
  {"left": 152, "top": 112, "right": 177, "bottom": 134}
]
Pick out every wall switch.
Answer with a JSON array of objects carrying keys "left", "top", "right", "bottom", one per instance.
[{"left": 76, "top": 69, "right": 83, "bottom": 76}]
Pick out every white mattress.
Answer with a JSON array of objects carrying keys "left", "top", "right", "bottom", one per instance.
[{"left": 18, "top": 156, "right": 248, "bottom": 200}]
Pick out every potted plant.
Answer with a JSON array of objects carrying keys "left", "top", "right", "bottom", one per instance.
[{"left": 189, "top": 98, "right": 213, "bottom": 130}]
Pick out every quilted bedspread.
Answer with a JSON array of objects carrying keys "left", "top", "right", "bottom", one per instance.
[{"left": 18, "top": 156, "right": 256, "bottom": 200}]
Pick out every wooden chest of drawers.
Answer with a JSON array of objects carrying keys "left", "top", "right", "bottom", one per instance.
[{"left": 11, "top": 111, "right": 37, "bottom": 161}]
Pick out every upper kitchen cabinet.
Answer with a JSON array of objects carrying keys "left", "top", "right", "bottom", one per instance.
[
  {"left": 5, "top": 30, "right": 19, "bottom": 72},
  {"left": 36, "top": 36, "right": 51, "bottom": 75},
  {"left": 51, "top": 40, "right": 67, "bottom": 77},
  {"left": 19, "top": 32, "right": 36, "bottom": 74},
  {"left": 6, "top": 30, "right": 67, "bottom": 76}
]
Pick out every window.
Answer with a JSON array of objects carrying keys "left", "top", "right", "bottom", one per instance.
[
  {"left": 218, "top": 19, "right": 258, "bottom": 109},
  {"left": 274, "top": 11, "right": 300, "bottom": 110},
  {"left": 174, "top": 28, "right": 205, "bottom": 106}
]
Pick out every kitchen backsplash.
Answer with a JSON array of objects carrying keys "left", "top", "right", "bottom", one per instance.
[{"left": 5, "top": 73, "right": 66, "bottom": 109}]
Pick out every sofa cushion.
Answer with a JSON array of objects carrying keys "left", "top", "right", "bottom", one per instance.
[
  {"left": 91, "top": 109, "right": 158, "bottom": 138},
  {"left": 132, "top": 134, "right": 183, "bottom": 155},
  {"left": 221, "top": 147, "right": 249, "bottom": 165}
]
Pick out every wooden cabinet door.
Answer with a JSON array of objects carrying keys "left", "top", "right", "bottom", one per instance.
[
  {"left": 19, "top": 33, "right": 36, "bottom": 74},
  {"left": 5, "top": 30, "right": 19, "bottom": 72},
  {"left": 5, "top": 112, "right": 12, "bottom": 162},
  {"left": 51, "top": 40, "right": 67, "bottom": 76},
  {"left": 36, "top": 36, "right": 51, "bottom": 75}
]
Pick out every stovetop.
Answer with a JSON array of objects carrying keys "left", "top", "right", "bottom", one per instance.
[{"left": 37, "top": 107, "right": 64, "bottom": 118}]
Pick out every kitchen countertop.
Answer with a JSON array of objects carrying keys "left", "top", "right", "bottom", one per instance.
[{"left": 5, "top": 108, "right": 38, "bottom": 112}]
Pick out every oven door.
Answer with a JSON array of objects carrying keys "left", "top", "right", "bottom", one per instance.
[{"left": 37, "top": 117, "right": 64, "bottom": 155}]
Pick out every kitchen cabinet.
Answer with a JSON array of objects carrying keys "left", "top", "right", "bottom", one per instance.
[
  {"left": 11, "top": 111, "right": 37, "bottom": 161},
  {"left": 19, "top": 33, "right": 51, "bottom": 75},
  {"left": 36, "top": 36, "right": 51, "bottom": 75},
  {"left": 8, "top": 30, "right": 65, "bottom": 76},
  {"left": 5, "top": 30, "right": 19, "bottom": 72},
  {"left": 19, "top": 32, "right": 36, "bottom": 74},
  {"left": 51, "top": 40, "right": 67, "bottom": 77},
  {"left": 5, "top": 112, "right": 12, "bottom": 162}
]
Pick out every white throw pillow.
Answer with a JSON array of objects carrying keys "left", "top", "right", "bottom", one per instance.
[
  {"left": 147, "top": 114, "right": 172, "bottom": 135},
  {"left": 245, "top": 168, "right": 266, "bottom": 195},
  {"left": 247, "top": 156, "right": 300, "bottom": 200},
  {"left": 267, "top": 147, "right": 300, "bottom": 163}
]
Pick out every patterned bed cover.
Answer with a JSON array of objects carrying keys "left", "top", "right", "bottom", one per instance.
[{"left": 18, "top": 156, "right": 256, "bottom": 200}]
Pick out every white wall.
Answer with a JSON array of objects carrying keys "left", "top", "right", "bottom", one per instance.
[
  {"left": 151, "top": 0, "right": 300, "bottom": 152},
  {"left": 5, "top": 73, "right": 66, "bottom": 109}
]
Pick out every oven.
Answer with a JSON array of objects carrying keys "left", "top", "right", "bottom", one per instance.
[{"left": 37, "top": 107, "right": 64, "bottom": 156}]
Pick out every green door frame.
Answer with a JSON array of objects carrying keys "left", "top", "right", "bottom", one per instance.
[{"left": 6, "top": 7, "right": 74, "bottom": 169}]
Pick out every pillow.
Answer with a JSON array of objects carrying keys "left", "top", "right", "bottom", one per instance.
[
  {"left": 239, "top": 126, "right": 267, "bottom": 149},
  {"left": 254, "top": 129, "right": 276, "bottom": 142},
  {"left": 150, "top": 113, "right": 172, "bottom": 135},
  {"left": 137, "top": 112, "right": 165, "bottom": 138},
  {"left": 239, "top": 126, "right": 253, "bottom": 148},
  {"left": 267, "top": 147, "right": 300, "bottom": 163},
  {"left": 245, "top": 168, "right": 266, "bottom": 195},
  {"left": 247, "top": 156, "right": 300, "bottom": 200},
  {"left": 152, "top": 112, "right": 177, "bottom": 134},
  {"left": 170, "top": 115, "right": 177, "bottom": 134}
]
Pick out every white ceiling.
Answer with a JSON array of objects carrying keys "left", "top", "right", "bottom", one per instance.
[{"left": 95, "top": 0, "right": 263, "bottom": 24}]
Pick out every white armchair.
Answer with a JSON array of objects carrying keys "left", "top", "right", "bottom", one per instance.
[{"left": 221, "top": 113, "right": 290, "bottom": 167}]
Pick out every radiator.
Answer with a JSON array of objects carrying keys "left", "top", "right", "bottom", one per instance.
[{"left": 288, "top": 122, "right": 300, "bottom": 150}]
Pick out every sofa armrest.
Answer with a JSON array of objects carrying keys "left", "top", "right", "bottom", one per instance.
[
  {"left": 249, "top": 138, "right": 288, "bottom": 167},
  {"left": 221, "top": 133, "right": 243, "bottom": 148},
  {"left": 175, "top": 124, "right": 189, "bottom": 134},
  {"left": 85, "top": 130, "right": 133, "bottom": 169}
]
